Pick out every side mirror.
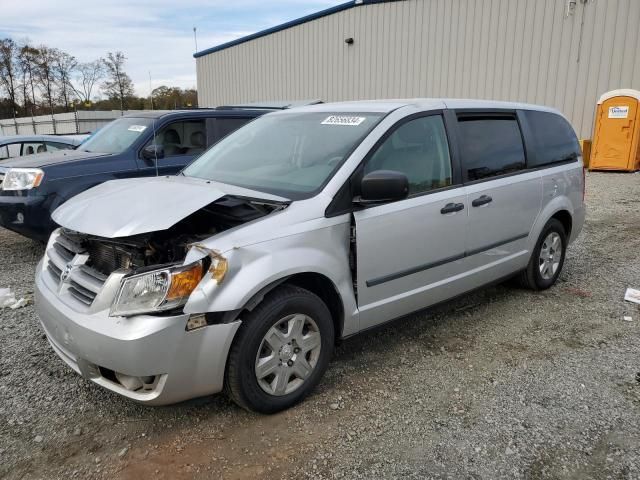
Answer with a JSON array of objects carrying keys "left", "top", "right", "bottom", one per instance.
[
  {"left": 142, "top": 144, "right": 165, "bottom": 162},
  {"left": 358, "top": 170, "right": 409, "bottom": 203}
]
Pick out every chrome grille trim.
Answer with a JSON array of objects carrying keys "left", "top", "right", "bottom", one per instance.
[
  {"left": 46, "top": 231, "right": 108, "bottom": 308},
  {"left": 68, "top": 283, "right": 96, "bottom": 305},
  {"left": 68, "top": 266, "right": 104, "bottom": 294}
]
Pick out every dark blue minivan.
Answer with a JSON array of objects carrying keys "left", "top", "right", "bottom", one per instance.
[{"left": 0, "top": 108, "right": 272, "bottom": 240}]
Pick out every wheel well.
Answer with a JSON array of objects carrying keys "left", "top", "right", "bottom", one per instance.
[
  {"left": 551, "top": 210, "right": 572, "bottom": 238},
  {"left": 284, "top": 273, "right": 344, "bottom": 341}
]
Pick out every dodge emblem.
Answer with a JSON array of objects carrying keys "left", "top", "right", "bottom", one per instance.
[{"left": 60, "top": 264, "right": 73, "bottom": 283}]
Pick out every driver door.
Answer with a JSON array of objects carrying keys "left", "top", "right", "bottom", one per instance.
[{"left": 354, "top": 113, "right": 468, "bottom": 330}]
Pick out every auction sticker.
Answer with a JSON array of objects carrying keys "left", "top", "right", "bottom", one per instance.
[
  {"left": 128, "top": 125, "right": 147, "bottom": 132},
  {"left": 608, "top": 106, "right": 629, "bottom": 119},
  {"left": 322, "top": 115, "right": 366, "bottom": 126}
]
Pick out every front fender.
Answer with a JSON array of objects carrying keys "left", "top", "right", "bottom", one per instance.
[{"left": 183, "top": 223, "right": 360, "bottom": 336}]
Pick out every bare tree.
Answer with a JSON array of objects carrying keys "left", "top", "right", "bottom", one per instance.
[
  {"left": 18, "top": 43, "right": 40, "bottom": 115},
  {"left": 34, "top": 46, "right": 58, "bottom": 121},
  {"left": 52, "top": 50, "right": 77, "bottom": 111},
  {"left": 102, "top": 51, "right": 134, "bottom": 111},
  {"left": 70, "top": 60, "right": 104, "bottom": 104},
  {"left": 0, "top": 38, "right": 20, "bottom": 118}
]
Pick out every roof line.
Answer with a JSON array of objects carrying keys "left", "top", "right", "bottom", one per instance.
[{"left": 194, "top": 0, "right": 379, "bottom": 58}]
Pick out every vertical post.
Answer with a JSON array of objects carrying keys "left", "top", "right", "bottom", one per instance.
[
  {"left": 149, "top": 71, "right": 154, "bottom": 110},
  {"left": 193, "top": 27, "right": 198, "bottom": 53}
]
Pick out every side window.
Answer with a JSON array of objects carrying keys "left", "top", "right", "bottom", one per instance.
[
  {"left": 457, "top": 115, "right": 525, "bottom": 181},
  {"left": 45, "top": 141, "right": 75, "bottom": 152},
  {"left": 364, "top": 115, "right": 453, "bottom": 195},
  {"left": 145, "top": 120, "right": 206, "bottom": 157},
  {"left": 6, "top": 143, "right": 20, "bottom": 157},
  {"left": 21, "top": 142, "right": 46, "bottom": 155},
  {"left": 210, "top": 117, "right": 252, "bottom": 144},
  {"left": 0, "top": 143, "right": 21, "bottom": 159},
  {"left": 523, "top": 110, "right": 580, "bottom": 167}
]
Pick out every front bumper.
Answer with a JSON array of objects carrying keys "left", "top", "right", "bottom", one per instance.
[
  {"left": 0, "top": 194, "right": 54, "bottom": 240},
  {"left": 35, "top": 260, "right": 241, "bottom": 405}
]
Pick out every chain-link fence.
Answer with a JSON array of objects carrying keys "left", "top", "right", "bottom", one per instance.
[{"left": 0, "top": 110, "right": 148, "bottom": 136}]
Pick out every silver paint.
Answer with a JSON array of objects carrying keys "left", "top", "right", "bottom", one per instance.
[{"left": 35, "top": 99, "right": 585, "bottom": 405}]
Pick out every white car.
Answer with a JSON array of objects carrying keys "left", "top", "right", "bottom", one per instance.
[{"left": 0, "top": 134, "right": 86, "bottom": 160}]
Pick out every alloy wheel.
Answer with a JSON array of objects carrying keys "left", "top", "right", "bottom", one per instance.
[
  {"left": 538, "top": 232, "right": 562, "bottom": 280},
  {"left": 254, "top": 314, "right": 322, "bottom": 396}
]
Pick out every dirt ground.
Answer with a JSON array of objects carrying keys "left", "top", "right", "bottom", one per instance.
[{"left": 1, "top": 171, "right": 639, "bottom": 479}]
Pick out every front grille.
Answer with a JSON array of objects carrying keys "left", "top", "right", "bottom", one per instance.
[{"left": 47, "top": 231, "right": 108, "bottom": 307}]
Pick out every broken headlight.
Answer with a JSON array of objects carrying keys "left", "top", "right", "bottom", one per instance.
[
  {"left": 110, "top": 261, "right": 204, "bottom": 317},
  {"left": 2, "top": 168, "right": 44, "bottom": 191}
]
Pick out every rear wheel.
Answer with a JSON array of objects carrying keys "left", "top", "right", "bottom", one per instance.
[
  {"left": 518, "top": 218, "right": 567, "bottom": 290},
  {"left": 225, "top": 285, "right": 334, "bottom": 413}
]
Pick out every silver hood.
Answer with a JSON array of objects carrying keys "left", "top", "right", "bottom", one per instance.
[{"left": 52, "top": 175, "right": 288, "bottom": 238}]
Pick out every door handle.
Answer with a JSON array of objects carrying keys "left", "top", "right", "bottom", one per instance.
[
  {"left": 472, "top": 195, "right": 493, "bottom": 207},
  {"left": 440, "top": 202, "right": 465, "bottom": 214}
]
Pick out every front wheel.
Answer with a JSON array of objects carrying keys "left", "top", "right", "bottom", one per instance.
[
  {"left": 225, "top": 285, "right": 334, "bottom": 413},
  {"left": 518, "top": 218, "right": 567, "bottom": 290}
]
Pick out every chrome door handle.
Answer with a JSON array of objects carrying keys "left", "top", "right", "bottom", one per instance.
[
  {"left": 472, "top": 195, "right": 492, "bottom": 207},
  {"left": 440, "top": 202, "right": 465, "bottom": 214}
]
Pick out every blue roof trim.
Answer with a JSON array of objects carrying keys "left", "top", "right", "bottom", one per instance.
[{"left": 194, "top": 0, "right": 384, "bottom": 58}]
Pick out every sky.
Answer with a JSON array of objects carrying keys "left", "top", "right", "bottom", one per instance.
[{"left": 0, "top": 0, "right": 346, "bottom": 97}]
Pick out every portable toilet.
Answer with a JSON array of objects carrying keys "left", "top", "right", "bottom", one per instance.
[{"left": 590, "top": 89, "right": 640, "bottom": 172}]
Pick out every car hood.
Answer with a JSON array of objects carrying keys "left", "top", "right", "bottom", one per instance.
[
  {"left": 52, "top": 175, "right": 289, "bottom": 238},
  {"left": 0, "top": 149, "right": 109, "bottom": 168}
]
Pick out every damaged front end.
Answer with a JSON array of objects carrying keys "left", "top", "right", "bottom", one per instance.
[{"left": 46, "top": 195, "right": 286, "bottom": 317}]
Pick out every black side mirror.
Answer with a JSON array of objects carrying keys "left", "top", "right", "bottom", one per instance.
[
  {"left": 142, "top": 144, "right": 165, "bottom": 162},
  {"left": 358, "top": 170, "right": 409, "bottom": 203}
]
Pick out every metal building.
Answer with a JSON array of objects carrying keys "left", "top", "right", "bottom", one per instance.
[{"left": 195, "top": 0, "right": 640, "bottom": 138}]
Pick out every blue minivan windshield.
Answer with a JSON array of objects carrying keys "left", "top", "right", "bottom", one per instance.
[
  {"left": 184, "top": 112, "right": 384, "bottom": 199},
  {"left": 80, "top": 117, "right": 154, "bottom": 154}
]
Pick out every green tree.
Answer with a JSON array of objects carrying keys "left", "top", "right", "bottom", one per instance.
[{"left": 151, "top": 86, "right": 198, "bottom": 110}]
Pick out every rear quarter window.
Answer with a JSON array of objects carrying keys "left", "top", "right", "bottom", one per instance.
[{"left": 523, "top": 110, "right": 580, "bottom": 167}]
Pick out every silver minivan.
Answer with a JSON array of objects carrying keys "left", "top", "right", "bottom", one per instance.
[{"left": 35, "top": 99, "right": 585, "bottom": 412}]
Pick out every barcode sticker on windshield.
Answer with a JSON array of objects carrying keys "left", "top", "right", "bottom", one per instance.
[
  {"left": 321, "top": 115, "right": 366, "bottom": 126},
  {"left": 128, "top": 125, "right": 147, "bottom": 132}
]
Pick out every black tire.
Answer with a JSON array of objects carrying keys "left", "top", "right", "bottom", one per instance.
[
  {"left": 225, "top": 284, "right": 335, "bottom": 413},
  {"left": 518, "top": 218, "right": 567, "bottom": 290}
]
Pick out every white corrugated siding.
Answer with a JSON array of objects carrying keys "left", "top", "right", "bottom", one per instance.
[{"left": 197, "top": 0, "right": 640, "bottom": 138}]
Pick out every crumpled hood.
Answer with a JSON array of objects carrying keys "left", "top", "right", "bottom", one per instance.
[{"left": 52, "top": 175, "right": 287, "bottom": 238}]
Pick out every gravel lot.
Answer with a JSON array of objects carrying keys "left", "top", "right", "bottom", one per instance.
[{"left": 1, "top": 171, "right": 639, "bottom": 480}]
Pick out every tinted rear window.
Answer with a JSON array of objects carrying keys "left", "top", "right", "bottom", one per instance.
[
  {"left": 458, "top": 116, "right": 526, "bottom": 181},
  {"left": 524, "top": 110, "right": 580, "bottom": 167}
]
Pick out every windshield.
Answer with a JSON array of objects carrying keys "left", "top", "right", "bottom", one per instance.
[
  {"left": 183, "top": 112, "right": 384, "bottom": 198},
  {"left": 80, "top": 117, "right": 154, "bottom": 154}
]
